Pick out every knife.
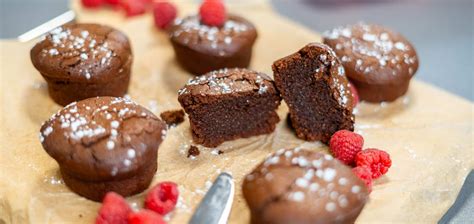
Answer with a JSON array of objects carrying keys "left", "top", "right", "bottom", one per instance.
[
  {"left": 17, "top": 10, "right": 75, "bottom": 42},
  {"left": 189, "top": 172, "right": 235, "bottom": 224}
]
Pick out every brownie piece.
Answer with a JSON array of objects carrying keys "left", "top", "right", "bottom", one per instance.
[
  {"left": 178, "top": 68, "right": 281, "bottom": 147},
  {"left": 30, "top": 23, "right": 133, "bottom": 106},
  {"left": 187, "top": 145, "right": 200, "bottom": 158},
  {"left": 169, "top": 14, "right": 257, "bottom": 75},
  {"left": 323, "top": 23, "right": 419, "bottom": 102},
  {"left": 272, "top": 43, "right": 354, "bottom": 143},
  {"left": 39, "top": 97, "right": 166, "bottom": 201},
  {"left": 243, "top": 148, "right": 369, "bottom": 224},
  {"left": 160, "top": 109, "right": 185, "bottom": 126}
]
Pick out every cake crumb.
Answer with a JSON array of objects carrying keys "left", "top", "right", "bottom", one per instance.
[
  {"left": 160, "top": 109, "right": 185, "bottom": 126},
  {"left": 187, "top": 145, "right": 200, "bottom": 158}
]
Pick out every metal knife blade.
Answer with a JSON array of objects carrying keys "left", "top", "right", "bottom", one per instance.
[
  {"left": 17, "top": 10, "right": 75, "bottom": 42},
  {"left": 189, "top": 172, "right": 235, "bottom": 224}
]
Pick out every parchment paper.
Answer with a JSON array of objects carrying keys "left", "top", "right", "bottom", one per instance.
[{"left": 0, "top": 1, "right": 473, "bottom": 223}]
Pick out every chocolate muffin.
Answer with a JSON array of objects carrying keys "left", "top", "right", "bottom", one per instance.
[
  {"left": 39, "top": 97, "right": 166, "bottom": 201},
  {"left": 169, "top": 14, "right": 257, "bottom": 75},
  {"left": 178, "top": 68, "right": 281, "bottom": 147},
  {"left": 323, "top": 23, "right": 419, "bottom": 102},
  {"left": 243, "top": 148, "right": 369, "bottom": 224},
  {"left": 272, "top": 43, "right": 354, "bottom": 143},
  {"left": 31, "top": 23, "right": 133, "bottom": 106}
]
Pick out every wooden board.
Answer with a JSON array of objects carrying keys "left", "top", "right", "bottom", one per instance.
[{"left": 0, "top": 1, "right": 473, "bottom": 223}]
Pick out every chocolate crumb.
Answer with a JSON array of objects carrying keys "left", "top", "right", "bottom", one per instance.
[
  {"left": 160, "top": 109, "right": 185, "bottom": 126},
  {"left": 187, "top": 145, "right": 200, "bottom": 158},
  {"left": 218, "top": 150, "right": 224, "bottom": 155}
]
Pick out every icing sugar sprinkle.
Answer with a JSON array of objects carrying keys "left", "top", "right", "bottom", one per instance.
[
  {"left": 178, "top": 68, "right": 269, "bottom": 95},
  {"left": 40, "top": 26, "right": 116, "bottom": 79},
  {"left": 171, "top": 16, "right": 250, "bottom": 56},
  {"left": 323, "top": 22, "right": 417, "bottom": 75},
  {"left": 250, "top": 148, "right": 367, "bottom": 211},
  {"left": 289, "top": 191, "right": 305, "bottom": 202}
]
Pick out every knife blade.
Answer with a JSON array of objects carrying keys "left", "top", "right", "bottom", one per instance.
[
  {"left": 189, "top": 172, "right": 235, "bottom": 224},
  {"left": 17, "top": 10, "right": 75, "bottom": 42}
]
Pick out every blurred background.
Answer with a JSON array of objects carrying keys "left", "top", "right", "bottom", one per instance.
[{"left": 1, "top": 0, "right": 473, "bottom": 100}]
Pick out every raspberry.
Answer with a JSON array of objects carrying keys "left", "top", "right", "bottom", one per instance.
[
  {"left": 153, "top": 1, "right": 178, "bottom": 29},
  {"left": 356, "top": 148, "right": 392, "bottom": 179},
  {"left": 121, "top": 0, "right": 147, "bottom": 17},
  {"left": 199, "top": 0, "right": 227, "bottom": 27},
  {"left": 95, "top": 192, "right": 132, "bottom": 224},
  {"left": 145, "top": 182, "right": 179, "bottom": 215},
  {"left": 104, "top": 0, "right": 120, "bottom": 5},
  {"left": 329, "top": 130, "right": 364, "bottom": 166},
  {"left": 128, "top": 210, "right": 166, "bottom": 224},
  {"left": 348, "top": 82, "right": 359, "bottom": 107},
  {"left": 352, "top": 166, "right": 373, "bottom": 192},
  {"left": 82, "top": 0, "right": 104, "bottom": 8}
]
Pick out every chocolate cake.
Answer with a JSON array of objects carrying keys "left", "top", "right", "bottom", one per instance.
[
  {"left": 30, "top": 23, "right": 133, "bottom": 106},
  {"left": 323, "top": 22, "right": 419, "bottom": 102},
  {"left": 39, "top": 97, "right": 166, "bottom": 201},
  {"left": 169, "top": 14, "right": 257, "bottom": 75},
  {"left": 272, "top": 43, "right": 354, "bottom": 143},
  {"left": 178, "top": 68, "right": 281, "bottom": 147},
  {"left": 243, "top": 148, "right": 369, "bottom": 224}
]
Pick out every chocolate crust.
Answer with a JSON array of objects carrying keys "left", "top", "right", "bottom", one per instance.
[
  {"left": 169, "top": 14, "right": 257, "bottom": 75},
  {"left": 323, "top": 23, "right": 418, "bottom": 102},
  {"left": 178, "top": 68, "right": 281, "bottom": 147},
  {"left": 30, "top": 23, "right": 133, "bottom": 106},
  {"left": 272, "top": 43, "right": 354, "bottom": 143},
  {"left": 61, "top": 158, "right": 157, "bottom": 202},
  {"left": 243, "top": 148, "right": 369, "bottom": 224}
]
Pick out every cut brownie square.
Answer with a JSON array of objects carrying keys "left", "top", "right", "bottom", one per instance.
[
  {"left": 178, "top": 68, "right": 281, "bottom": 147},
  {"left": 272, "top": 43, "right": 355, "bottom": 143}
]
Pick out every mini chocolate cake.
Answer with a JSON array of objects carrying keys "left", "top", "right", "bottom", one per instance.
[
  {"left": 272, "top": 43, "right": 354, "bottom": 143},
  {"left": 243, "top": 148, "right": 369, "bottom": 224},
  {"left": 323, "top": 23, "right": 419, "bottom": 102},
  {"left": 39, "top": 97, "right": 166, "bottom": 201},
  {"left": 30, "top": 23, "right": 133, "bottom": 106},
  {"left": 169, "top": 14, "right": 257, "bottom": 75},
  {"left": 178, "top": 68, "right": 281, "bottom": 147}
]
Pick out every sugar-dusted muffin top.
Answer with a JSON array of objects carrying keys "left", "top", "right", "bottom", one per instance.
[
  {"left": 243, "top": 148, "right": 369, "bottom": 223},
  {"left": 178, "top": 68, "right": 277, "bottom": 97},
  {"left": 31, "top": 23, "right": 132, "bottom": 82},
  {"left": 39, "top": 97, "right": 166, "bottom": 181},
  {"left": 169, "top": 14, "right": 257, "bottom": 56},
  {"left": 323, "top": 22, "right": 418, "bottom": 84}
]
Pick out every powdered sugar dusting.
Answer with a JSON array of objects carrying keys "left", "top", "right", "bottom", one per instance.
[
  {"left": 323, "top": 22, "right": 417, "bottom": 77},
  {"left": 171, "top": 16, "right": 252, "bottom": 56},
  {"left": 39, "top": 25, "right": 117, "bottom": 79},
  {"left": 245, "top": 148, "right": 368, "bottom": 214}
]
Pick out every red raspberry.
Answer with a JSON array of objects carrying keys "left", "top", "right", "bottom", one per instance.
[
  {"left": 82, "top": 0, "right": 104, "bottom": 8},
  {"left": 145, "top": 182, "right": 179, "bottom": 215},
  {"left": 199, "top": 0, "right": 227, "bottom": 27},
  {"left": 121, "top": 0, "right": 147, "bottom": 17},
  {"left": 352, "top": 166, "right": 373, "bottom": 192},
  {"left": 95, "top": 192, "right": 132, "bottom": 224},
  {"left": 348, "top": 82, "right": 359, "bottom": 107},
  {"left": 128, "top": 210, "right": 166, "bottom": 224},
  {"left": 329, "top": 130, "right": 364, "bottom": 166},
  {"left": 104, "top": 0, "right": 120, "bottom": 5},
  {"left": 153, "top": 1, "right": 177, "bottom": 30},
  {"left": 356, "top": 148, "right": 392, "bottom": 179}
]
